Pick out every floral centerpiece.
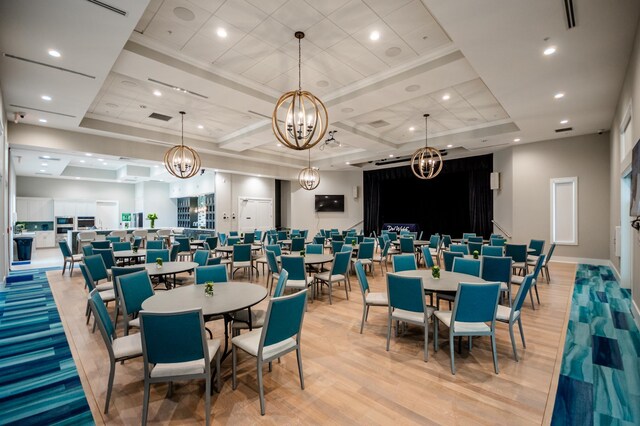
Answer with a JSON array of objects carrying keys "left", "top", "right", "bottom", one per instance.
[
  {"left": 204, "top": 281, "right": 214, "bottom": 297},
  {"left": 156, "top": 257, "right": 163, "bottom": 269},
  {"left": 147, "top": 213, "right": 158, "bottom": 228},
  {"left": 432, "top": 265, "right": 440, "bottom": 279},
  {"left": 473, "top": 250, "right": 479, "bottom": 259},
  {"left": 351, "top": 240, "right": 356, "bottom": 246},
  {"left": 133, "top": 245, "right": 138, "bottom": 254},
  {"left": 300, "top": 249, "right": 306, "bottom": 257}
]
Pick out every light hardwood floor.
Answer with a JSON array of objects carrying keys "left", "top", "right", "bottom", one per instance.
[{"left": 47, "top": 258, "right": 576, "bottom": 425}]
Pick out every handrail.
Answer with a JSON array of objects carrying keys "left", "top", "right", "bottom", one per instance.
[
  {"left": 346, "top": 220, "right": 364, "bottom": 230},
  {"left": 491, "top": 220, "right": 512, "bottom": 239}
]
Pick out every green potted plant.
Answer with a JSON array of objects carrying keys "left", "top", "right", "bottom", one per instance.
[
  {"left": 300, "top": 249, "right": 306, "bottom": 257},
  {"left": 473, "top": 250, "right": 479, "bottom": 259},
  {"left": 204, "top": 281, "right": 214, "bottom": 297},
  {"left": 147, "top": 213, "right": 158, "bottom": 228},
  {"left": 432, "top": 265, "right": 440, "bottom": 279},
  {"left": 156, "top": 257, "right": 163, "bottom": 269},
  {"left": 133, "top": 245, "right": 138, "bottom": 254}
]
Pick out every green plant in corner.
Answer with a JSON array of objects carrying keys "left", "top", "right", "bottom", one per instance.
[{"left": 147, "top": 213, "right": 158, "bottom": 228}]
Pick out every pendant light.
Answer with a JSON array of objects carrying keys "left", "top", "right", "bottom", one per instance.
[
  {"left": 164, "top": 111, "right": 202, "bottom": 179},
  {"left": 298, "top": 149, "right": 320, "bottom": 190},
  {"left": 410, "top": 114, "right": 442, "bottom": 179},
  {"left": 272, "top": 31, "right": 328, "bottom": 151}
]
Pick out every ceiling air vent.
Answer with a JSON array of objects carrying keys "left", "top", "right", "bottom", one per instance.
[
  {"left": 35, "top": 172, "right": 52, "bottom": 176},
  {"left": 563, "top": 0, "right": 576, "bottom": 29},
  {"left": 38, "top": 156, "right": 61, "bottom": 161},
  {"left": 149, "top": 112, "right": 173, "bottom": 122},
  {"left": 368, "top": 120, "right": 390, "bottom": 128},
  {"left": 3, "top": 54, "right": 96, "bottom": 79},
  {"left": 86, "top": 0, "right": 127, "bottom": 16},
  {"left": 555, "top": 127, "right": 573, "bottom": 133}
]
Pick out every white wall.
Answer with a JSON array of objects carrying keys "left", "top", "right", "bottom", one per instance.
[
  {"left": 138, "top": 181, "right": 176, "bottom": 228},
  {"left": 289, "top": 170, "right": 364, "bottom": 236},
  {"left": 16, "top": 176, "right": 136, "bottom": 219},
  {"left": 493, "top": 133, "right": 610, "bottom": 261},
  {"left": 215, "top": 172, "right": 276, "bottom": 233}
]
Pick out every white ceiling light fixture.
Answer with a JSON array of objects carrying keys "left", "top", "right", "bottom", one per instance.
[
  {"left": 370, "top": 30, "right": 380, "bottom": 41},
  {"left": 80, "top": 160, "right": 85, "bottom": 163},
  {"left": 272, "top": 31, "right": 328, "bottom": 151},
  {"left": 41, "top": 163, "right": 48, "bottom": 166},
  {"left": 544, "top": 46, "right": 557, "bottom": 55},
  {"left": 554, "top": 92, "right": 565, "bottom": 99},
  {"left": 389, "top": 154, "right": 394, "bottom": 158},
  {"left": 48, "top": 49, "right": 61, "bottom": 58},
  {"left": 85, "top": 153, "right": 92, "bottom": 157},
  {"left": 345, "top": 162, "right": 350, "bottom": 165},
  {"left": 560, "top": 119, "right": 569, "bottom": 124},
  {"left": 447, "top": 144, "right": 453, "bottom": 148},
  {"left": 42, "top": 155, "right": 50, "bottom": 159},
  {"left": 216, "top": 28, "right": 227, "bottom": 38},
  {"left": 442, "top": 93, "right": 451, "bottom": 100},
  {"left": 39, "top": 118, "right": 47, "bottom": 123},
  {"left": 409, "top": 126, "right": 415, "bottom": 131},
  {"left": 411, "top": 114, "right": 442, "bottom": 180},
  {"left": 164, "top": 111, "right": 201, "bottom": 179},
  {"left": 97, "top": 158, "right": 104, "bottom": 161},
  {"left": 197, "top": 124, "right": 204, "bottom": 129},
  {"left": 41, "top": 95, "right": 52, "bottom": 101},
  {"left": 39, "top": 169, "right": 45, "bottom": 172},
  {"left": 513, "top": 138, "right": 521, "bottom": 142},
  {"left": 153, "top": 90, "right": 162, "bottom": 97}
]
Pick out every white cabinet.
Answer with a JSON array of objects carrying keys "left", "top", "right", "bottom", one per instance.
[
  {"left": 35, "top": 231, "right": 55, "bottom": 248},
  {"left": 76, "top": 201, "right": 96, "bottom": 216},
  {"left": 54, "top": 200, "right": 97, "bottom": 217},
  {"left": 16, "top": 197, "right": 54, "bottom": 221}
]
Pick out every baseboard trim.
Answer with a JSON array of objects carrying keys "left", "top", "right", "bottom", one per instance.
[
  {"left": 551, "top": 256, "right": 610, "bottom": 265},
  {"left": 608, "top": 260, "right": 622, "bottom": 282},
  {"left": 632, "top": 299, "right": 640, "bottom": 331}
]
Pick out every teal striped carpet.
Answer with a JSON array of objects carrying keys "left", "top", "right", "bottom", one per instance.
[{"left": 0, "top": 269, "right": 94, "bottom": 425}]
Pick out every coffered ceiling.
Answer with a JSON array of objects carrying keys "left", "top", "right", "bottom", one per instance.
[{"left": 1, "top": 0, "right": 639, "bottom": 180}]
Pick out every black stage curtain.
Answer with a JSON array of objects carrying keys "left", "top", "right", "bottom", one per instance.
[{"left": 364, "top": 154, "right": 493, "bottom": 238}]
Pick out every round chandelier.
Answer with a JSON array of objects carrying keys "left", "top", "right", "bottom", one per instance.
[
  {"left": 164, "top": 111, "right": 201, "bottom": 179},
  {"left": 272, "top": 31, "right": 328, "bottom": 151},
  {"left": 298, "top": 149, "right": 320, "bottom": 190},
  {"left": 410, "top": 114, "right": 443, "bottom": 179}
]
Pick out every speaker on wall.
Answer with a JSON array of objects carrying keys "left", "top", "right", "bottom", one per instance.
[
  {"left": 352, "top": 186, "right": 359, "bottom": 199},
  {"left": 490, "top": 172, "right": 500, "bottom": 190}
]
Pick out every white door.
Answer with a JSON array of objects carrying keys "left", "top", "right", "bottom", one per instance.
[
  {"left": 620, "top": 173, "right": 633, "bottom": 289},
  {"left": 96, "top": 201, "right": 119, "bottom": 230},
  {"left": 238, "top": 198, "right": 272, "bottom": 233}
]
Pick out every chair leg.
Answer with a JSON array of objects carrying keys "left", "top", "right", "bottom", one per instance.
[
  {"left": 105, "top": 360, "right": 115, "bottom": 413},
  {"left": 360, "top": 305, "right": 367, "bottom": 334},
  {"left": 449, "top": 332, "right": 456, "bottom": 374},
  {"left": 62, "top": 260, "right": 67, "bottom": 275},
  {"left": 296, "top": 347, "right": 305, "bottom": 389},
  {"left": 491, "top": 334, "right": 499, "bottom": 374},
  {"left": 529, "top": 288, "right": 536, "bottom": 310},
  {"left": 423, "top": 322, "right": 429, "bottom": 362},
  {"left": 386, "top": 312, "right": 392, "bottom": 351},
  {"left": 534, "top": 282, "right": 540, "bottom": 304},
  {"left": 434, "top": 319, "right": 439, "bottom": 351},
  {"left": 215, "top": 352, "right": 221, "bottom": 392},
  {"left": 232, "top": 345, "right": 237, "bottom": 390},
  {"left": 70, "top": 261, "right": 75, "bottom": 277},
  {"left": 205, "top": 375, "right": 211, "bottom": 426},
  {"left": 364, "top": 305, "right": 370, "bottom": 321},
  {"left": 257, "top": 360, "right": 266, "bottom": 416},
  {"left": 344, "top": 280, "right": 349, "bottom": 301},
  {"left": 518, "top": 317, "right": 526, "bottom": 348},
  {"left": 142, "top": 380, "right": 150, "bottom": 426},
  {"left": 509, "top": 321, "right": 519, "bottom": 361}
]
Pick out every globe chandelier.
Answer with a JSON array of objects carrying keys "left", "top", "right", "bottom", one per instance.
[
  {"left": 164, "top": 111, "right": 201, "bottom": 179},
  {"left": 298, "top": 149, "right": 320, "bottom": 190},
  {"left": 410, "top": 114, "right": 443, "bottom": 179},
  {"left": 272, "top": 31, "right": 328, "bottom": 151}
]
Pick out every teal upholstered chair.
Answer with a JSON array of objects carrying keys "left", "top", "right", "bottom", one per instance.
[
  {"left": 452, "top": 258, "right": 481, "bottom": 277},
  {"left": 59, "top": 240, "right": 82, "bottom": 276},
  {"left": 106, "top": 236, "right": 121, "bottom": 244},
  {"left": 243, "top": 232, "right": 255, "bottom": 244},
  {"left": 193, "top": 249, "right": 210, "bottom": 267},
  {"left": 91, "top": 240, "right": 111, "bottom": 249},
  {"left": 482, "top": 245, "right": 503, "bottom": 256},
  {"left": 481, "top": 255, "right": 513, "bottom": 306},
  {"left": 392, "top": 253, "right": 417, "bottom": 272},
  {"left": 462, "top": 233, "right": 476, "bottom": 240},
  {"left": 399, "top": 237, "right": 414, "bottom": 254},
  {"left": 281, "top": 255, "right": 311, "bottom": 299},
  {"left": 82, "top": 245, "right": 94, "bottom": 258},
  {"left": 169, "top": 244, "right": 180, "bottom": 262},
  {"left": 421, "top": 246, "right": 435, "bottom": 269},
  {"left": 541, "top": 243, "right": 556, "bottom": 283},
  {"left": 146, "top": 240, "right": 164, "bottom": 250},
  {"left": 449, "top": 244, "right": 469, "bottom": 255},
  {"left": 512, "top": 254, "right": 546, "bottom": 309},
  {"left": 115, "top": 269, "right": 152, "bottom": 335},
  {"left": 290, "top": 237, "right": 305, "bottom": 252},
  {"left": 354, "top": 261, "right": 388, "bottom": 334},
  {"left": 306, "top": 244, "right": 323, "bottom": 254},
  {"left": 468, "top": 236, "right": 483, "bottom": 244},
  {"left": 505, "top": 244, "right": 528, "bottom": 275},
  {"left": 386, "top": 273, "right": 434, "bottom": 362},
  {"left": 443, "top": 251, "right": 463, "bottom": 271},
  {"left": 490, "top": 237, "right": 506, "bottom": 247},
  {"left": 468, "top": 242, "right": 483, "bottom": 255},
  {"left": 175, "top": 237, "right": 192, "bottom": 261},
  {"left": 272, "top": 268, "right": 289, "bottom": 298},
  {"left": 354, "top": 241, "right": 375, "bottom": 275},
  {"left": 314, "top": 251, "right": 351, "bottom": 304},
  {"left": 112, "top": 241, "right": 132, "bottom": 252},
  {"left": 205, "top": 237, "right": 218, "bottom": 252},
  {"left": 88, "top": 289, "right": 142, "bottom": 414},
  {"left": 146, "top": 249, "right": 169, "bottom": 264},
  {"left": 499, "top": 274, "right": 536, "bottom": 361},
  {"left": 195, "top": 265, "right": 228, "bottom": 284},
  {"left": 374, "top": 240, "right": 391, "bottom": 274},
  {"left": 434, "top": 282, "right": 501, "bottom": 374},
  {"left": 331, "top": 240, "right": 344, "bottom": 254},
  {"left": 84, "top": 253, "right": 111, "bottom": 285},
  {"left": 265, "top": 250, "right": 281, "bottom": 294},
  {"left": 232, "top": 290, "right": 308, "bottom": 415},
  {"left": 140, "top": 309, "right": 221, "bottom": 425},
  {"left": 265, "top": 244, "right": 282, "bottom": 257},
  {"left": 232, "top": 244, "right": 253, "bottom": 279}
]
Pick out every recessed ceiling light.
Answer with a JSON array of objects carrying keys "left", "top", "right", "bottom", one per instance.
[
  {"left": 41, "top": 95, "right": 52, "bottom": 101},
  {"left": 447, "top": 144, "right": 453, "bottom": 148},
  {"left": 217, "top": 27, "right": 228, "bottom": 38},
  {"left": 369, "top": 30, "right": 380, "bottom": 41},
  {"left": 80, "top": 160, "right": 85, "bottom": 163},
  {"left": 543, "top": 46, "right": 556, "bottom": 56},
  {"left": 41, "top": 163, "right": 48, "bottom": 166},
  {"left": 409, "top": 127, "right": 415, "bottom": 131},
  {"left": 85, "top": 153, "right": 92, "bottom": 157},
  {"left": 42, "top": 155, "right": 50, "bottom": 159},
  {"left": 197, "top": 124, "right": 204, "bottom": 129},
  {"left": 514, "top": 138, "right": 521, "bottom": 142},
  {"left": 560, "top": 119, "right": 569, "bottom": 124},
  {"left": 257, "top": 174, "right": 262, "bottom": 177},
  {"left": 154, "top": 165, "right": 159, "bottom": 168},
  {"left": 103, "top": 163, "right": 108, "bottom": 165},
  {"left": 442, "top": 93, "right": 450, "bottom": 101},
  {"left": 39, "top": 119, "right": 47, "bottom": 123},
  {"left": 153, "top": 90, "right": 162, "bottom": 97},
  {"left": 345, "top": 162, "right": 350, "bottom": 165},
  {"left": 554, "top": 92, "right": 565, "bottom": 99},
  {"left": 75, "top": 177, "right": 80, "bottom": 180},
  {"left": 48, "top": 49, "right": 61, "bottom": 58},
  {"left": 97, "top": 158, "right": 104, "bottom": 161},
  {"left": 389, "top": 154, "right": 394, "bottom": 158},
  {"left": 39, "top": 169, "right": 45, "bottom": 172},
  {"left": 277, "top": 143, "right": 282, "bottom": 147}
]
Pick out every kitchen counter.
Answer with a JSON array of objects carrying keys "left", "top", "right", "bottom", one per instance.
[{"left": 66, "top": 228, "right": 216, "bottom": 253}]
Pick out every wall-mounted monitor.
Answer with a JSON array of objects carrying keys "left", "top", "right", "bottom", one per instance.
[{"left": 315, "top": 194, "right": 344, "bottom": 212}]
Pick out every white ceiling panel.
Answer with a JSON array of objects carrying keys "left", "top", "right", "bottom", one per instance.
[
  {"left": 326, "top": 38, "right": 388, "bottom": 76},
  {"left": 272, "top": 0, "right": 325, "bottom": 31},
  {"left": 351, "top": 20, "right": 418, "bottom": 66},
  {"left": 246, "top": 0, "right": 289, "bottom": 15},
  {"left": 328, "top": 0, "right": 380, "bottom": 35},
  {"left": 362, "top": 0, "right": 413, "bottom": 17},
  {"left": 155, "top": 0, "right": 212, "bottom": 29},
  {"left": 305, "top": 0, "right": 352, "bottom": 17},
  {"left": 304, "top": 18, "right": 349, "bottom": 50},
  {"left": 214, "top": 0, "right": 267, "bottom": 33},
  {"left": 248, "top": 17, "right": 296, "bottom": 48},
  {"left": 213, "top": 49, "right": 257, "bottom": 74}
]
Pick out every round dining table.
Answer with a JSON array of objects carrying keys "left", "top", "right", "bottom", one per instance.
[
  {"left": 114, "top": 249, "right": 146, "bottom": 262},
  {"left": 393, "top": 270, "right": 487, "bottom": 292},
  {"left": 142, "top": 282, "right": 268, "bottom": 360},
  {"left": 130, "top": 261, "right": 198, "bottom": 289},
  {"left": 215, "top": 244, "right": 262, "bottom": 255}
]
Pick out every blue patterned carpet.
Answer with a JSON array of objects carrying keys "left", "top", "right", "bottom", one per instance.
[
  {"left": 0, "top": 269, "right": 94, "bottom": 425},
  {"left": 552, "top": 264, "right": 640, "bottom": 425}
]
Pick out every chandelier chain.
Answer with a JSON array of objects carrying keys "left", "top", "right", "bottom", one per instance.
[{"left": 298, "top": 37, "right": 302, "bottom": 92}]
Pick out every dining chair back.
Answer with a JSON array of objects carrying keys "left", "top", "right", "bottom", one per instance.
[
  {"left": 468, "top": 236, "right": 483, "bottom": 243},
  {"left": 331, "top": 233, "right": 344, "bottom": 242},
  {"left": 112, "top": 241, "right": 132, "bottom": 252},
  {"left": 468, "top": 242, "right": 483, "bottom": 255},
  {"left": 386, "top": 232, "right": 398, "bottom": 242},
  {"left": 449, "top": 244, "right": 469, "bottom": 255},
  {"left": 481, "top": 255, "right": 512, "bottom": 283},
  {"left": 193, "top": 249, "right": 210, "bottom": 267},
  {"left": 218, "top": 233, "right": 227, "bottom": 246},
  {"left": 91, "top": 240, "right": 111, "bottom": 249},
  {"left": 117, "top": 270, "right": 154, "bottom": 331},
  {"left": 290, "top": 229, "right": 300, "bottom": 237},
  {"left": 392, "top": 253, "right": 417, "bottom": 272},
  {"left": 195, "top": 265, "right": 228, "bottom": 283},
  {"left": 313, "top": 235, "right": 325, "bottom": 245},
  {"left": 331, "top": 240, "right": 344, "bottom": 254},
  {"left": 482, "top": 246, "right": 503, "bottom": 256},
  {"left": 356, "top": 241, "right": 374, "bottom": 261},
  {"left": 542, "top": 243, "right": 556, "bottom": 282},
  {"left": 399, "top": 237, "right": 414, "bottom": 254},
  {"left": 421, "top": 246, "right": 435, "bottom": 268},
  {"left": 505, "top": 244, "right": 528, "bottom": 263},
  {"left": 203, "top": 237, "right": 217, "bottom": 251},
  {"left": 344, "top": 236, "right": 357, "bottom": 245},
  {"left": 233, "top": 244, "right": 251, "bottom": 262},
  {"left": 140, "top": 308, "right": 218, "bottom": 425},
  {"left": 82, "top": 245, "right": 94, "bottom": 257},
  {"left": 452, "top": 258, "right": 481, "bottom": 277},
  {"left": 207, "top": 257, "right": 222, "bottom": 266},
  {"left": 244, "top": 232, "right": 255, "bottom": 244},
  {"left": 254, "top": 230, "right": 262, "bottom": 242},
  {"left": 443, "top": 251, "right": 463, "bottom": 271},
  {"left": 229, "top": 231, "right": 239, "bottom": 237},
  {"left": 175, "top": 236, "right": 191, "bottom": 252},
  {"left": 79, "top": 264, "right": 97, "bottom": 292},
  {"left": 169, "top": 244, "right": 180, "bottom": 261},
  {"left": 94, "top": 248, "right": 116, "bottom": 271},
  {"left": 429, "top": 235, "right": 440, "bottom": 249},
  {"left": 490, "top": 237, "right": 506, "bottom": 247},
  {"left": 277, "top": 231, "right": 288, "bottom": 241},
  {"left": 227, "top": 237, "right": 241, "bottom": 245},
  {"left": 273, "top": 268, "right": 289, "bottom": 297},
  {"left": 340, "top": 245, "right": 354, "bottom": 254},
  {"left": 146, "top": 240, "right": 164, "bottom": 250},
  {"left": 146, "top": 249, "right": 169, "bottom": 264},
  {"left": 462, "top": 233, "right": 476, "bottom": 240},
  {"left": 306, "top": 244, "right": 323, "bottom": 254},
  {"left": 265, "top": 244, "right": 282, "bottom": 257},
  {"left": 513, "top": 274, "right": 536, "bottom": 313},
  {"left": 106, "top": 236, "right": 121, "bottom": 244},
  {"left": 291, "top": 237, "right": 305, "bottom": 252},
  {"left": 528, "top": 239, "right": 545, "bottom": 256},
  {"left": 442, "top": 235, "right": 452, "bottom": 248},
  {"left": 84, "top": 254, "right": 109, "bottom": 282},
  {"left": 281, "top": 255, "right": 307, "bottom": 282},
  {"left": 132, "top": 237, "right": 143, "bottom": 249}
]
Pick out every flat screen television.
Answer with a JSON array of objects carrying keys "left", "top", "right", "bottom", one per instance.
[
  {"left": 315, "top": 194, "right": 345, "bottom": 212},
  {"left": 631, "top": 140, "right": 640, "bottom": 216}
]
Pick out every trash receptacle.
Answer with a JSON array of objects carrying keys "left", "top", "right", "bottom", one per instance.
[{"left": 14, "top": 236, "right": 34, "bottom": 261}]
